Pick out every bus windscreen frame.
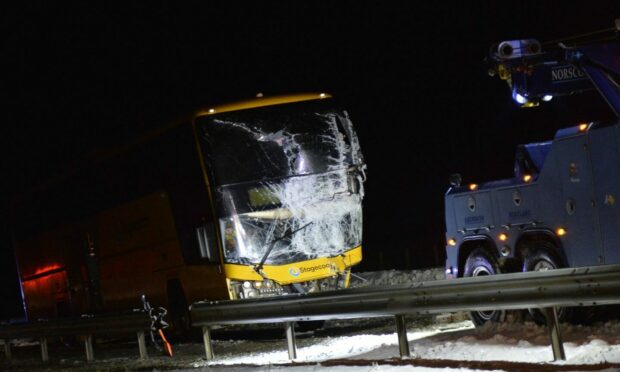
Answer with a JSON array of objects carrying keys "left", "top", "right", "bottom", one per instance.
[{"left": 195, "top": 100, "right": 366, "bottom": 265}]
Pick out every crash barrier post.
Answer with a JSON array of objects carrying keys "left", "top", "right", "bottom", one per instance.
[
  {"left": 0, "top": 311, "right": 152, "bottom": 362},
  {"left": 191, "top": 264, "right": 620, "bottom": 362}
]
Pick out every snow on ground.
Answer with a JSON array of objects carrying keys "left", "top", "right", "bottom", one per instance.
[
  {"left": 419, "top": 318, "right": 620, "bottom": 365},
  {"left": 197, "top": 317, "right": 620, "bottom": 371},
  {"left": 2, "top": 268, "right": 619, "bottom": 371},
  {"left": 348, "top": 267, "right": 446, "bottom": 288},
  {"left": 199, "top": 321, "right": 470, "bottom": 366},
  {"left": 189, "top": 268, "right": 620, "bottom": 371}
]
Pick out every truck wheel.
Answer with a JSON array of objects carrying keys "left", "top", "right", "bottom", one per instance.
[
  {"left": 463, "top": 248, "right": 506, "bottom": 326},
  {"left": 523, "top": 249, "right": 573, "bottom": 324}
]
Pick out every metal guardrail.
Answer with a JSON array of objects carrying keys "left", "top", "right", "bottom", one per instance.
[
  {"left": 0, "top": 310, "right": 152, "bottom": 362},
  {"left": 191, "top": 264, "right": 620, "bottom": 362}
]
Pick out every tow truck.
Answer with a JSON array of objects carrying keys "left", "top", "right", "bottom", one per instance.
[{"left": 444, "top": 21, "right": 620, "bottom": 325}]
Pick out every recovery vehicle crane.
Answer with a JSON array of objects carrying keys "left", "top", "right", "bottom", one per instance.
[{"left": 444, "top": 21, "right": 620, "bottom": 325}]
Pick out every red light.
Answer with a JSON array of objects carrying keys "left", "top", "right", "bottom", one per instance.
[
  {"left": 32, "top": 264, "right": 62, "bottom": 276},
  {"left": 21, "top": 264, "right": 68, "bottom": 304},
  {"left": 22, "top": 264, "right": 65, "bottom": 285}
]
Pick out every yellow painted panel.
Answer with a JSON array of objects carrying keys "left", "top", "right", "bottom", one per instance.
[
  {"left": 195, "top": 93, "right": 331, "bottom": 117},
  {"left": 223, "top": 246, "right": 362, "bottom": 285},
  {"left": 91, "top": 192, "right": 181, "bottom": 263}
]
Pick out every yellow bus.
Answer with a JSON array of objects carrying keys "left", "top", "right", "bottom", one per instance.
[{"left": 10, "top": 93, "right": 366, "bottom": 336}]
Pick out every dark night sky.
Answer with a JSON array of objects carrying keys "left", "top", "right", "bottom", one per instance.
[{"left": 2, "top": 1, "right": 620, "bottom": 289}]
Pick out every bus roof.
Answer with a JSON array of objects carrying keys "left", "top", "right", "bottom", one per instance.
[
  {"left": 194, "top": 93, "right": 332, "bottom": 118},
  {"left": 7, "top": 93, "right": 334, "bottom": 208}
]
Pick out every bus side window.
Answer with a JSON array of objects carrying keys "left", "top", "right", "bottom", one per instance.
[{"left": 196, "top": 223, "right": 219, "bottom": 263}]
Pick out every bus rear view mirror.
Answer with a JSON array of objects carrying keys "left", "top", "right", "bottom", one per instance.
[{"left": 196, "top": 223, "right": 219, "bottom": 263}]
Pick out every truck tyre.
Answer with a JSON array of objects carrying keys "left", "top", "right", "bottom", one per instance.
[
  {"left": 463, "top": 248, "right": 506, "bottom": 326},
  {"left": 523, "top": 249, "right": 573, "bottom": 324}
]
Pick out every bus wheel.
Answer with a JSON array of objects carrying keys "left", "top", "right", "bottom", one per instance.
[
  {"left": 523, "top": 249, "right": 573, "bottom": 324},
  {"left": 167, "top": 281, "right": 192, "bottom": 341},
  {"left": 463, "top": 248, "right": 506, "bottom": 326}
]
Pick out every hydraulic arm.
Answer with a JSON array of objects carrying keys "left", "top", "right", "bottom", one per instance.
[{"left": 488, "top": 23, "right": 620, "bottom": 115}]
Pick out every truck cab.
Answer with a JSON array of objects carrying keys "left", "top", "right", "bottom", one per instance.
[{"left": 444, "top": 23, "right": 620, "bottom": 325}]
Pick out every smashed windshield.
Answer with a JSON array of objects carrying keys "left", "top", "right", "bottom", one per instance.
[
  {"left": 195, "top": 100, "right": 363, "bottom": 186},
  {"left": 217, "top": 172, "right": 363, "bottom": 265},
  {"left": 195, "top": 99, "right": 366, "bottom": 265}
]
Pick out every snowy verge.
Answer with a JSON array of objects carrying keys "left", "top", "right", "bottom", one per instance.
[
  {"left": 348, "top": 267, "right": 469, "bottom": 324},
  {"left": 199, "top": 319, "right": 620, "bottom": 370},
  {"left": 349, "top": 267, "right": 445, "bottom": 288}
]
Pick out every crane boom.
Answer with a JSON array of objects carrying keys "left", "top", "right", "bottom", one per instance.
[{"left": 488, "top": 24, "right": 620, "bottom": 115}]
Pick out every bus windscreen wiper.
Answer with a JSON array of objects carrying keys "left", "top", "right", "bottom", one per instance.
[{"left": 253, "top": 222, "right": 313, "bottom": 276}]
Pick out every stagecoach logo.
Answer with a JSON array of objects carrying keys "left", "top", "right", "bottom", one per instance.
[
  {"left": 551, "top": 65, "right": 586, "bottom": 83},
  {"left": 289, "top": 263, "right": 332, "bottom": 277}
]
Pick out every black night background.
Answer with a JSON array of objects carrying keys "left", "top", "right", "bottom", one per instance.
[{"left": 1, "top": 1, "right": 619, "bottom": 319}]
